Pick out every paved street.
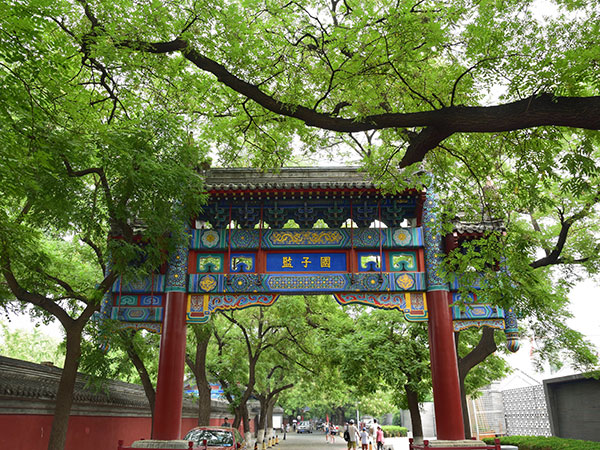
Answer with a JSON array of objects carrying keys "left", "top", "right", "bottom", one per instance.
[
  {"left": 273, "top": 431, "right": 409, "bottom": 450},
  {"left": 276, "top": 431, "right": 351, "bottom": 449}
]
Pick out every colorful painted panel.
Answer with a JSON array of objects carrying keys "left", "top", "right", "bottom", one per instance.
[
  {"left": 187, "top": 272, "right": 426, "bottom": 294},
  {"left": 110, "top": 307, "right": 164, "bottom": 322},
  {"left": 231, "top": 254, "right": 255, "bottom": 272},
  {"left": 166, "top": 237, "right": 189, "bottom": 293},
  {"left": 112, "top": 294, "right": 164, "bottom": 307},
  {"left": 190, "top": 229, "right": 225, "bottom": 249},
  {"left": 266, "top": 253, "right": 346, "bottom": 272},
  {"left": 191, "top": 227, "right": 424, "bottom": 250},
  {"left": 189, "top": 274, "right": 220, "bottom": 293},
  {"left": 451, "top": 304, "right": 504, "bottom": 320},
  {"left": 453, "top": 319, "right": 505, "bottom": 332},
  {"left": 265, "top": 229, "right": 349, "bottom": 248},
  {"left": 333, "top": 292, "right": 428, "bottom": 322},
  {"left": 390, "top": 251, "right": 418, "bottom": 271},
  {"left": 267, "top": 274, "right": 349, "bottom": 291},
  {"left": 186, "top": 293, "right": 280, "bottom": 323},
  {"left": 112, "top": 275, "right": 166, "bottom": 293},
  {"left": 357, "top": 252, "right": 385, "bottom": 271},
  {"left": 422, "top": 190, "right": 447, "bottom": 291},
  {"left": 197, "top": 254, "right": 224, "bottom": 273}
]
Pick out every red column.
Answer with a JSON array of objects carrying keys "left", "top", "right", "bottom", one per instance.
[
  {"left": 153, "top": 291, "right": 187, "bottom": 440},
  {"left": 427, "top": 290, "right": 464, "bottom": 440}
]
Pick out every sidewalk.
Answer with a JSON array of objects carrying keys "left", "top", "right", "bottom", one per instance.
[{"left": 385, "top": 436, "right": 436, "bottom": 450}]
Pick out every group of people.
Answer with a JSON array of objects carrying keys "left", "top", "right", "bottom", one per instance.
[
  {"left": 323, "top": 422, "right": 336, "bottom": 443},
  {"left": 344, "top": 419, "right": 385, "bottom": 450}
]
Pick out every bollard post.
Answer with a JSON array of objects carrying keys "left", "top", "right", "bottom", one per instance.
[
  {"left": 409, "top": 438, "right": 414, "bottom": 450},
  {"left": 118, "top": 440, "right": 124, "bottom": 450},
  {"left": 494, "top": 437, "right": 501, "bottom": 450}
]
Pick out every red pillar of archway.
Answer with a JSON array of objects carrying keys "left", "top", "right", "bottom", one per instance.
[
  {"left": 427, "top": 290, "right": 464, "bottom": 440},
  {"left": 152, "top": 291, "right": 187, "bottom": 440}
]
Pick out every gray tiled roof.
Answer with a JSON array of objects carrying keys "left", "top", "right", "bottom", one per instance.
[
  {"left": 201, "top": 167, "right": 377, "bottom": 191},
  {"left": 452, "top": 219, "right": 505, "bottom": 234},
  {"left": 0, "top": 356, "right": 150, "bottom": 409}
]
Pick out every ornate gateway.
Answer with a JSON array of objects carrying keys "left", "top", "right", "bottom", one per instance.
[
  {"left": 98, "top": 167, "right": 519, "bottom": 442},
  {"left": 100, "top": 167, "right": 517, "bottom": 342}
]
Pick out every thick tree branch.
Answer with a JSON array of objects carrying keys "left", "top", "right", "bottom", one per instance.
[
  {"left": 0, "top": 254, "right": 74, "bottom": 327},
  {"left": 457, "top": 327, "right": 497, "bottom": 379},
  {"left": 81, "top": 236, "right": 106, "bottom": 274},
  {"left": 530, "top": 199, "right": 598, "bottom": 269},
  {"left": 128, "top": 39, "right": 600, "bottom": 136},
  {"left": 269, "top": 383, "right": 294, "bottom": 398},
  {"left": 62, "top": 157, "right": 115, "bottom": 212},
  {"left": 72, "top": 0, "right": 600, "bottom": 167}
]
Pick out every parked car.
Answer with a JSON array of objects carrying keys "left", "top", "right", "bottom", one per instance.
[
  {"left": 296, "top": 420, "right": 313, "bottom": 433},
  {"left": 184, "top": 426, "right": 246, "bottom": 449}
]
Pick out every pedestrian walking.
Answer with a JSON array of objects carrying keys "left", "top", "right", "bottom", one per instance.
[
  {"left": 376, "top": 426, "right": 385, "bottom": 450},
  {"left": 345, "top": 419, "right": 359, "bottom": 449},
  {"left": 360, "top": 427, "right": 369, "bottom": 450},
  {"left": 369, "top": 419, "right": 378, "bottom": 446}
]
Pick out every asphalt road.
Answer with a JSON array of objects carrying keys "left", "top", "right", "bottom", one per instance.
[
  {"left": 273, "top": 431, "right": 407, "bottom": 450},
  {"left": 276, "top": 431, "right": 348, "bottom": 450}
]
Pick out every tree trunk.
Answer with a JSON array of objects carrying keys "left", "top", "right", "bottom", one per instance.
[
  {"left": 256, "top": 395, "right": 268, "bottom": 443},
  {"left": 47, "top": 326, "right": 83, "bottom": 450},
  {"left": 456, "top": 327, "right": 498, "bottom": 440},
  {"left": 459, "top": 373, "right": 471, "bottom": 439},
  {"left": 186, "top": 331, "right": 212, "bottom": 426},
  {"left": 123, "top": 331, "right": 156, "bottom": 433},
  {"left": 266, "top": 398, "right": 275, "bottom": 442},
  {"left": 267, "top": 397, "right": 275, "bottom": 429},
  {"left": 335, "top": 407, "right": 345, "bottom": 426},
  {"left": 405, "top": 385, "right": 423, "bottom": 442},
  {"left": 241, "top": 405, "right": 250, "bottom": 438}
]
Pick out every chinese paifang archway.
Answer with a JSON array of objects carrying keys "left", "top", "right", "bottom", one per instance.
[{"left": 99, "top": 167, "right": 519, "bottom": 442}]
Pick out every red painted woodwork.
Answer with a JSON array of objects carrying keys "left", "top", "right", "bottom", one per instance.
[
  {"left": 153, "top": 291, "right": 188, "bottom": 440},
  {"left": 427, "top": 290, "right": 465, "bottom": 440}
]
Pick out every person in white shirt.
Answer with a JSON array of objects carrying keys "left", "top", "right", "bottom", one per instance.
[
  {"left": 346, "top": 419, "right": 359, "bottom": 449},
  {"left": 369, "top": 419, "right": 379, "bottom": 445},
  {"left": 360, "top": 427, "right": 369, "bottom": 450}
]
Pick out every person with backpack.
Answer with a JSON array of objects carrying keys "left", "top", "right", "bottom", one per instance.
[{"left": 344, "top": 419, "right": 359, "bottom": 449}]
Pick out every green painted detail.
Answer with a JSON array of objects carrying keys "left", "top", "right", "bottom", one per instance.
[
  {"left": 390, "top": 251, "right": 417, "bottom": 271},
  {"left": 231, "top": 255, "right": 253, "bottom": 271},
  {"left": 197, "top": 254, "right": 224, "bottom": 272},
  {"left": 359, "top": 254, "right": 381, "bottom": 269}
]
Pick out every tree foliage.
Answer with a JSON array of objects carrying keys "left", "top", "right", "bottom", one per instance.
[
  {"left": 2, "top": 1, "right": 600, "bottom": 446},
  {"left": 0, "top": 321, "right": 64, "bottom": 366}
]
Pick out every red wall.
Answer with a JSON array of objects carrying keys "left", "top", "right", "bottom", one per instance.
[{"left": 0, "top": 415, "right": 226, "bottom": 450}]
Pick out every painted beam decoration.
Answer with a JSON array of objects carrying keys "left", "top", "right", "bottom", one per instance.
[
  {"left": 99, "top": 168, "right": 517, "bottom": 350},
  {"left": 190, "top": 227, "right": 423, "bottom": 250}
]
